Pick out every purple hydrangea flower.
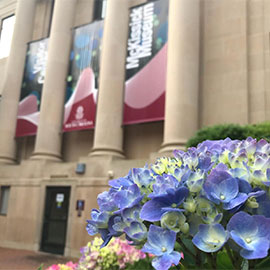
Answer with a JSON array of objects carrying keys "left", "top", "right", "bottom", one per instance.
[{"left": 142, "top": 225, "right": 181, "bottom": 270}]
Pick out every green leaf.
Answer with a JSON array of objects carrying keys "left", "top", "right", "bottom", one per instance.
[
  {"left": 125, "top": 258, "right": 153, "bottom": 270},
  {"left": 216, "top": 251, "right": 234, "bottom": 270}
]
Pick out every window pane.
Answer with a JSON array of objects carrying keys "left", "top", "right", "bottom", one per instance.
[
  {"left": 0, "top": 15, "right": 15, "bottom": 59},
  {"left": 0, "top": 186, "right": 10, "bottom": 215}
]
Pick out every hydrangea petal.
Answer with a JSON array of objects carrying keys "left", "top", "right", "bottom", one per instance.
[
  {"left": 192, "top": 224, "right": 228, "bottom": 253},
  {"left": 152, "top": 252, "right": 181, "bottom": 270},
  {"left": 223, "top": 193, "right": 248, "bottom": 210},
  {"left": 240, "top": 239, "right": 269, "bottom": 259},
  {"left": 140, "top": 198, "right": 168, "bottom": 221},
  {"left": 227, "top": 212, "right": 257, "bottom": 236}
]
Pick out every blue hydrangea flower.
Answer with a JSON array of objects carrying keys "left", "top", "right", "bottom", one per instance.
[
  {"left": 227, "top": 211, "right": 270, "bottom": 259},
  {"left": 111, "top": 215, "right": 126, "bottom": 233},
  {"left": 173, "top": 165, "right": 190, "bottom": 182},
  {"left": 148, "top": 174, "right": 179, "bottom": 198},
  {"left": 198, "top": 155, "right": 213, "bottom": 172},
  {"left": 181, "top": 149, "right": 199, "bottom": 170},
  {"left": 230, "top": 167, "right": 251, "bottom": 183},
  {"left": 254, "top": 192, "right": 270, "bottom": 217},
  {"left": 151, "top": 157, "right": 172, "bottom": 175},
  {"left": 192, "top": 224, "right": 229, "bottom": 252},
  {"left": 131, "top": 167, "right": 154, "bottom": 188},
  {"left": 140, "top": 187, "right": 189, "bottom": 221},
  {"left": 256, "top": 139, "right": 270, "bottom": 154},
  {"left": 161, "top": 211, "right": 188, "bottom": 233},
  {"left": 112, "top": 205, "right": 143, "bottom": 233},
  {"left": 98, "top": 228, "right": 112, "bottom": 248},
  {"left": 114, "top": 184, "right": 144, "bottom": 210},
  {"left": 97, "top": 189, "right": 118, "bottom": 212},
  {"left": 250, "top": 168, "right": 270, "bottom": 187},
  {"left": 108, "top": 174, "right": 134, "bottom": 189},
  {"left": 121, "top": 204, "right": 142, "bottom": 223},
  {"left": 97, "top": 215, "right": 124, "bottom": 247},
  {"left": 87, "top": 213, "right": 123, "bottom": 248},
  {"left": 87, "top": 137, "right": 270, "bottom": 264},
  {"left": 142, "top": 225, "right": 181, "bottom": 270},
  {"left": 183, "top": 196, "right": 197, "bottom": 213},
  {"left": 86, "top": 209, "right": 109, "bottom": 234},
  {"left": 228, "top": 179, "right": 265, "bottom": 212},
  {"left": 185, "top": 170, "right": 205, "bottom": 193},
  {"left": 124, "top": 221, "right": 147, "bottom": 242},
  {"left": 196, "top": 197, "right": 223, "bottom": 224},
  {"left": 203, "top": 169, "right": 248, "bottom": 210}
]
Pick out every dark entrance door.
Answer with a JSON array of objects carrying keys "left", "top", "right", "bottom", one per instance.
[{"left": 41, "top": 186, "right": 71, "bottom": 255}]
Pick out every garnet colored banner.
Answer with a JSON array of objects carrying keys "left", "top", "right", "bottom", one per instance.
[
  {"left": 124, "top": 0, "right": 168, "bottom": 125},
  {"left": 16, "top": 38, "right": 48, "bottom": 137},
  {"left": 63, "top": 21, "right": 103, "bottom": 132}
]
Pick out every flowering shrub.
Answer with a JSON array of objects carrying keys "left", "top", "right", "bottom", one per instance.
[
  {"left": 77, "top": 237, "right": 147, "bottom": 270},
  {"left": 87, "top": 138, "right": 270, "bottom": 270},
  {"left": 45, "top": 262, "right": 77, "bottom": 270}
]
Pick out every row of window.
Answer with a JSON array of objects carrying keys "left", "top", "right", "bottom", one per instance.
[{"left": 0, "top": 0, "right": 107, "bottom": 60}]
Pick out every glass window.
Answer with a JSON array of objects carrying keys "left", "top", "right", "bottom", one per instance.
[
  {"left": 0, "top": 15, "right": 15, "bottom": 59},
  {"left": 0, "top": 186, "right": 10, "bottom": 215},
  {"left": 93, "top": 0, "right": 107, "bottom": 20}
]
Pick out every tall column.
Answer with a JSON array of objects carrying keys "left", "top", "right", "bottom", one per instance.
[
  {"left": 0, "top": 0, "right": 37, "bottom": 164},
  {"left": 89, "top": 0, "right": 130, "bottom": 158},
  {"left": 160, "top": 0, "right": 200, "bottom": 153},
  {"left": 31, "top": 0, "right": 77, "bottom": 161}
]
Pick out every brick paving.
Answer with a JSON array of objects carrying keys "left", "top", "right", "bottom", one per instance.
[{"left": 0, "top": 247, "right": 77, "bottom": 270}]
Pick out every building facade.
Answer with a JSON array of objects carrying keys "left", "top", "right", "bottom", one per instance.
[{"left": 0, "top": 0, "right": 269, "bottom": 257}]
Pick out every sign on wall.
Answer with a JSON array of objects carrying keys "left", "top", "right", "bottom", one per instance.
[
  {"left": 16, "top": 38, "right": 48, "bottom": 137},
  {"left": 124, "top": 0, "right": 169, "bottom": 124},
  {"left": 63, "top": 21, "right": 104, "bottom": 132}
]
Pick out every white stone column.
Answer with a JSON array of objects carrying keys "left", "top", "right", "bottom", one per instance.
[
  {"left": 160, "top": 0, "right": 200, "bottom": 153},
  {"left": 89, "top": 0, "right": 130, "bottom": 158},
  {"left": 31, "top": 0, "right": 77, "bottom": 161},
  {"left": 0, "top": 0, "right": 37, "bottom": 164}
]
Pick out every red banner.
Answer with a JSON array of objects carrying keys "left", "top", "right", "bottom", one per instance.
[
  {"left": 124, "top": 0, "right": 168, "bottom": 125},
  {"left": 16, "top": 38, "right": 48, "bottom": 137},
  {"left": 63, "top": 21, "right": 103, "bottom": 132}
]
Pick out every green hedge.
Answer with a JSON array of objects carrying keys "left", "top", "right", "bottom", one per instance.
[{"left": 186, "top": 122, "right": 270, "bottom": 148}]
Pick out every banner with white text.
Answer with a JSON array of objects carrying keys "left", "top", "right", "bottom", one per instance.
[
  {"left": 63, "top": 21, "right": 103, "bottom": 132},
  {"left": 124, "top": 0, "right": 168, "bottom": 124},
  {"left": 16, "top": 38, "right": 48, "bottom": 137}
]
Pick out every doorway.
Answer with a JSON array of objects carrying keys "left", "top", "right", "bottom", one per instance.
[{"left": 40, "top": 186, "right": 71, "bottom": 255}]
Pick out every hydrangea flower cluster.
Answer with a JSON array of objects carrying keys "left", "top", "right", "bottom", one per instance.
[
  {"left": 87, "top": 138, "right": 270, "bottom": 270},
  {"left": 77, "top": 237, "right": 146, "bottom": 270},
  {"left": 45, "top": 262, "right": 77, "bottom": 270}
]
